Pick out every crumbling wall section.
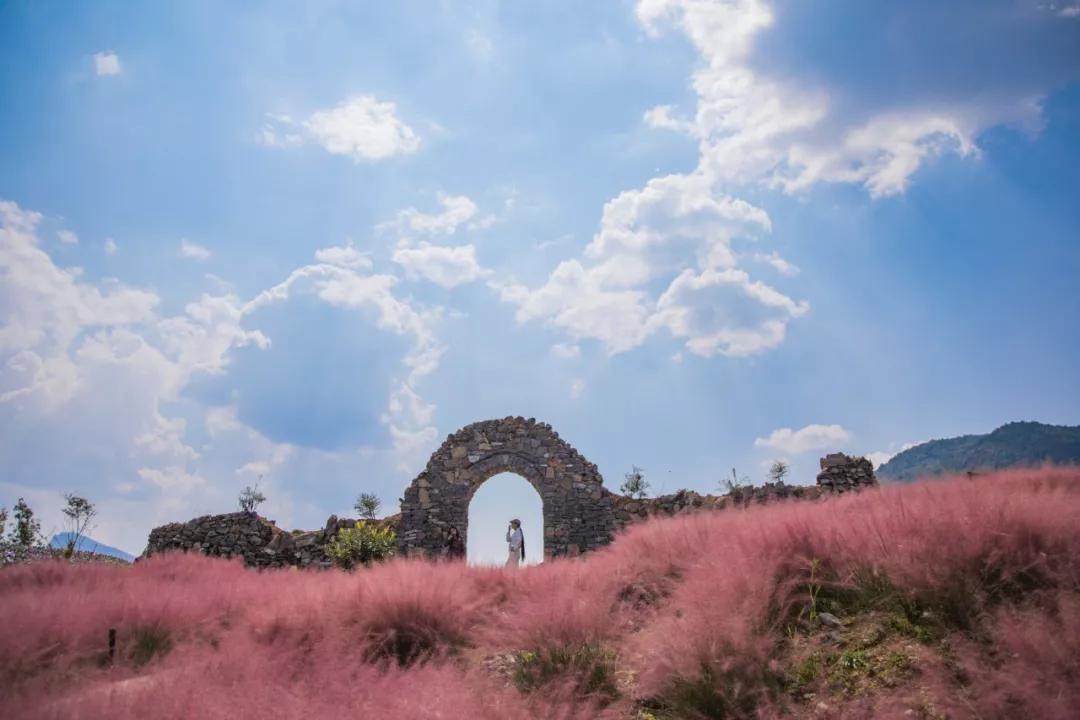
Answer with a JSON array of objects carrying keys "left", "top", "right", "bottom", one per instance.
[{"left": 145, "top": 512, "right": 400, "bottom": 569}]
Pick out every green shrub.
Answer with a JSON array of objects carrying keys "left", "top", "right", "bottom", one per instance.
[
  {"left": 645, "top": 661, "right": 783, "bottom": 720},
  {"left": 826, "top": 647, "right": 913, "bottom": 695},
  {"left": 325, "top": 521, "right": 396, "bottom": 570},
  {"left": 792, "top": 655, "right": 821, "bottom": 690},
  {"left": 131, "top": 626, "right": 172, "bottom": 666},
  {"left": 512, "top": 644, "right": 619, "bottom": 700}
]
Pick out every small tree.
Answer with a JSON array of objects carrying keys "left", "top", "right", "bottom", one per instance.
[
  {"left": 10, "top": 498, "right": 42, "bottom": 549},
  {"left": 325, "top": 521, "right": 396, "bottom": 570},
  {"left": 238, "top": 482, "right": 266, "bottom": 514},
  {"left": 768, "top": 460, "right": 790, "bottom": 485},
  {"left": 620, "top": 465, "right": 650, "bottom": 499},
  {"left": 355, "top": 492, "right": 381, "bottom": 520},
  {"left": 0, "top": 507, "right": 7, "bottom": 538},
  {"left": 62, "top": 494, "right": 97, "bottom": 557},
  {"left": 723, "top": 467, "right": 750, "bottom": 494}
]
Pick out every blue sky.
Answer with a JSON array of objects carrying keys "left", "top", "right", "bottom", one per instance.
[{"left": 1, "top": 0, "right": 1079, "bottom": 559}]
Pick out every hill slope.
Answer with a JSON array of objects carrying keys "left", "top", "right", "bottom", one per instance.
[
  {"left": 3, "top": 467, "right": 1079, "bottom": 719},
  {"left": 877, "top": 420, "right": 1080, "bottom": 483},
  {"left": 49, "top": 533, "right": 135, "bottom": 562}
]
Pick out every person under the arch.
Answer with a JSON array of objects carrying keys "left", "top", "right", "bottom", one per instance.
[
  {"left": 506, "top": 518, "right": 524, "bottom": 567},
  {"left": 443, "top": 526, "right": 465, "bottom": 561}
]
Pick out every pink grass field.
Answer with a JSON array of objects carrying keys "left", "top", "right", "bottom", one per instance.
[{"left": 2, "top": 467, "right": 1079, "bottom": 719}]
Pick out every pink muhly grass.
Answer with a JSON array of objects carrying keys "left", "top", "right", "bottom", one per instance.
[
  {"left": 2, "top": 466, "right": 1079, "bottom": 719},
  {"left": 619, "top": 467, "right": 1080, "bottom": 711},
  {"left": 625, "top": 513, "right": 796, "bottom": 708},
  {"left": 0, "top": 554, "right": 261, "bottom": 690},
  {"left": 949, "top": 589, "right": 1080, "bottom": 720},
  {"left": 489, "top": 559, "right": 624, "bottom": 651},
  {"left": 12, "top": 653, "right": 547, "bottom": 720},
  {"left": 345, "top": 558, "right": 496, "bottom": 665}
]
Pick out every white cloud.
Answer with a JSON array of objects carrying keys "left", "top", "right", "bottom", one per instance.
[
  {"left": 179, "top": 240, "right": 211, "bottom": 261},
  {"left": 777, "top": 111, "right": 981, "bottom": 198},
  {"left": 753, "top": 251, "right": 799, "bottom": 276},
  {"left": 104, "top": 238, "right": 118, "bottom": 255},
  {"left": 137, "top": 466, "right": 206, "bottom": 495},
  {"left": 392, "top": 242, "right": 490, "bottom": 288},
  {"left": 497, "top": 260, "right": 652, "bottom": 354},
  {"left": 649, "top": 267, "right": 808, "bottom": 357},
  {"left": 157, "top": 293, "right": 269, "bottom": 376},
  {"left": 503, "top": 0, "right": 1062, "bottom": 359},
  {"left": 57, "top": 230, "right": 79, "bottom": 245},
  {"left": 551, "top": 343, "right": 581, "bottom": 359},
  {"left": 237, "top": 444, "right": 292, "bottom": 478},
  {"left": 135, "top": 413, "right": 199, "bottom": 461},
  {"left": 569, "top": 378, "right": 586, "bottom": 400},
  {"left": 0, "top": 200, "right": 159, "bottom": 405},
  {"left": 93, "top": 51, "right": 121, "bottom": 77},
  {"left": 244, "top": 262, "right": 441, "bottom": 382},
  {"left": 0, "top": 199, "right": 443, "bottom": 552},
  {"left": 636, "top": 0, "right": 1054, "bottom": 199},
  {"left": 754, "top": 424, "right": 852, "bottom": 454},
  {"left": 270, "top": 96, "right": 420, "bottom": 162},
  {"left": 314, "top": 240, "right": 372, "bottom": 270},
  {"left": 242, "top": 248, "right": 444, "bottom": 464},
  {"left": 257, "top": 97, "right": 419, "bottom": 162},
  {"left": 382, "top": 383, "right": 438, "bottom": 472},
  {"left": 205, "top": 404, "right": 243, "bottom": 436},
  {"left": 865, "top": 451, "right": 894, "bottom": 469},
  {"left": 377, "top": 194, "right": 494, "bottom": 289},
  {"left": 255, "top": 114, "right": 303, "bottom": 148},
  {"left": 498, "top": 170, "right": 801, "bottom": 356},
  {"left": 866, "top": 440, "right": 925, "bottom": 469},
  {"left": 644, "top": 104, "right": 697, "bottom": 134},
  {"left": 379, "top": 193, "right": 480, "bottom": 237},
  {"left": 238, "top": 243, "right": 447, "bottom": 469},
  {"left": 467, "top": 30, "right": 495, "bottom": 61}
]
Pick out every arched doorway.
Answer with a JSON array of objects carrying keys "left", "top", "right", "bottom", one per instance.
[
  {"left": 466, "top": 472, "right": 544, "bottom": 566},
  {"left": 398, "top": 416, "right": 615, "bottom": 558}
]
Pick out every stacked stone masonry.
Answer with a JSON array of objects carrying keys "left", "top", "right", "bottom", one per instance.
[
  {"left": 144, "top": 415, "right": 877, "bottom": 567},
  {"left": 399, "top": 416, "right": 613, "bottom": 558},
  {"left": 144, "top": 511, "right": 399, "bottom": 569},
  {"left": 816, "top": 453, "right": 876, "bottom": 492}
]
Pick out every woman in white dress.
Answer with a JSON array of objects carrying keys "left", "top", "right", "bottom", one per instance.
[{"left": 505, "top": 518, "right": 524, "bottom": 567}]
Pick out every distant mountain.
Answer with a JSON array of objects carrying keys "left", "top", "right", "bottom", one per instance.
[
  {"left": 49, "top": 533, "right": 135, "bottom": 562},
  {"left": 877, "top": 421, "right": 1080, "bottom": 483}
]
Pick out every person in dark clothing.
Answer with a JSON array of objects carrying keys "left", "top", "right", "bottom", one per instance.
[{"left": 443, "top": 526, "right": 466, "bottom": 561}]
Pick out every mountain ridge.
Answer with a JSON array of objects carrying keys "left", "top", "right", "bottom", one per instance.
[
  {"left": 877, "top": 420, "right": 1080, "bottom": 483},
  {"left": 49, "top": 533, "right": 135, "bottom": 562}
]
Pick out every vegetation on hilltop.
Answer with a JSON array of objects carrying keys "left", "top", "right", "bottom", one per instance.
[
  {"left": 878, "top": 421, "right": 1080, "bottom": 482},
  {"left": 1, "top": 468, "right": 1078, "bottom": 719}
]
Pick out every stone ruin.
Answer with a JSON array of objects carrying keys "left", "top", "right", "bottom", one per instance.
[
  {"left": 816, "top": 453, "right": 876, "bottom": 492},
  {"left": 144, "top": 511, "right": 397, "bottom": 569},
  {"left": 398, "top": 416, "right": 613, "bottom": 558},
  {"left": 608, "top": 453, "right": 875, "bottom": 530},
  {"left": 144, "top": 417, "right": 878, "bottom": 567}
]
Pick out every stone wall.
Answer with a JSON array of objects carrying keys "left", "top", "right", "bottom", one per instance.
[
  {"left": 144, "top": 511, "right": 400, "bottom": 569},
  {"left": 816, "top": 453, "right": 876, "bottom": 492},
  {"left": 145, "top": 450, "right": 876, "bottom": 568},
  {"left": 606, "top": 453, "right": 876, "bottom": 532},
  {"left": 399, "top": 416, "right": 614, "bottom": 558},
  {"left": 607, "top": 483, "right": 826, "bottom": 531}
]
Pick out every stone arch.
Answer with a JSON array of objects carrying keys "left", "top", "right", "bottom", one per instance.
[{"left": 398, "top": 416, "right": 615, "bottom": 558}]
